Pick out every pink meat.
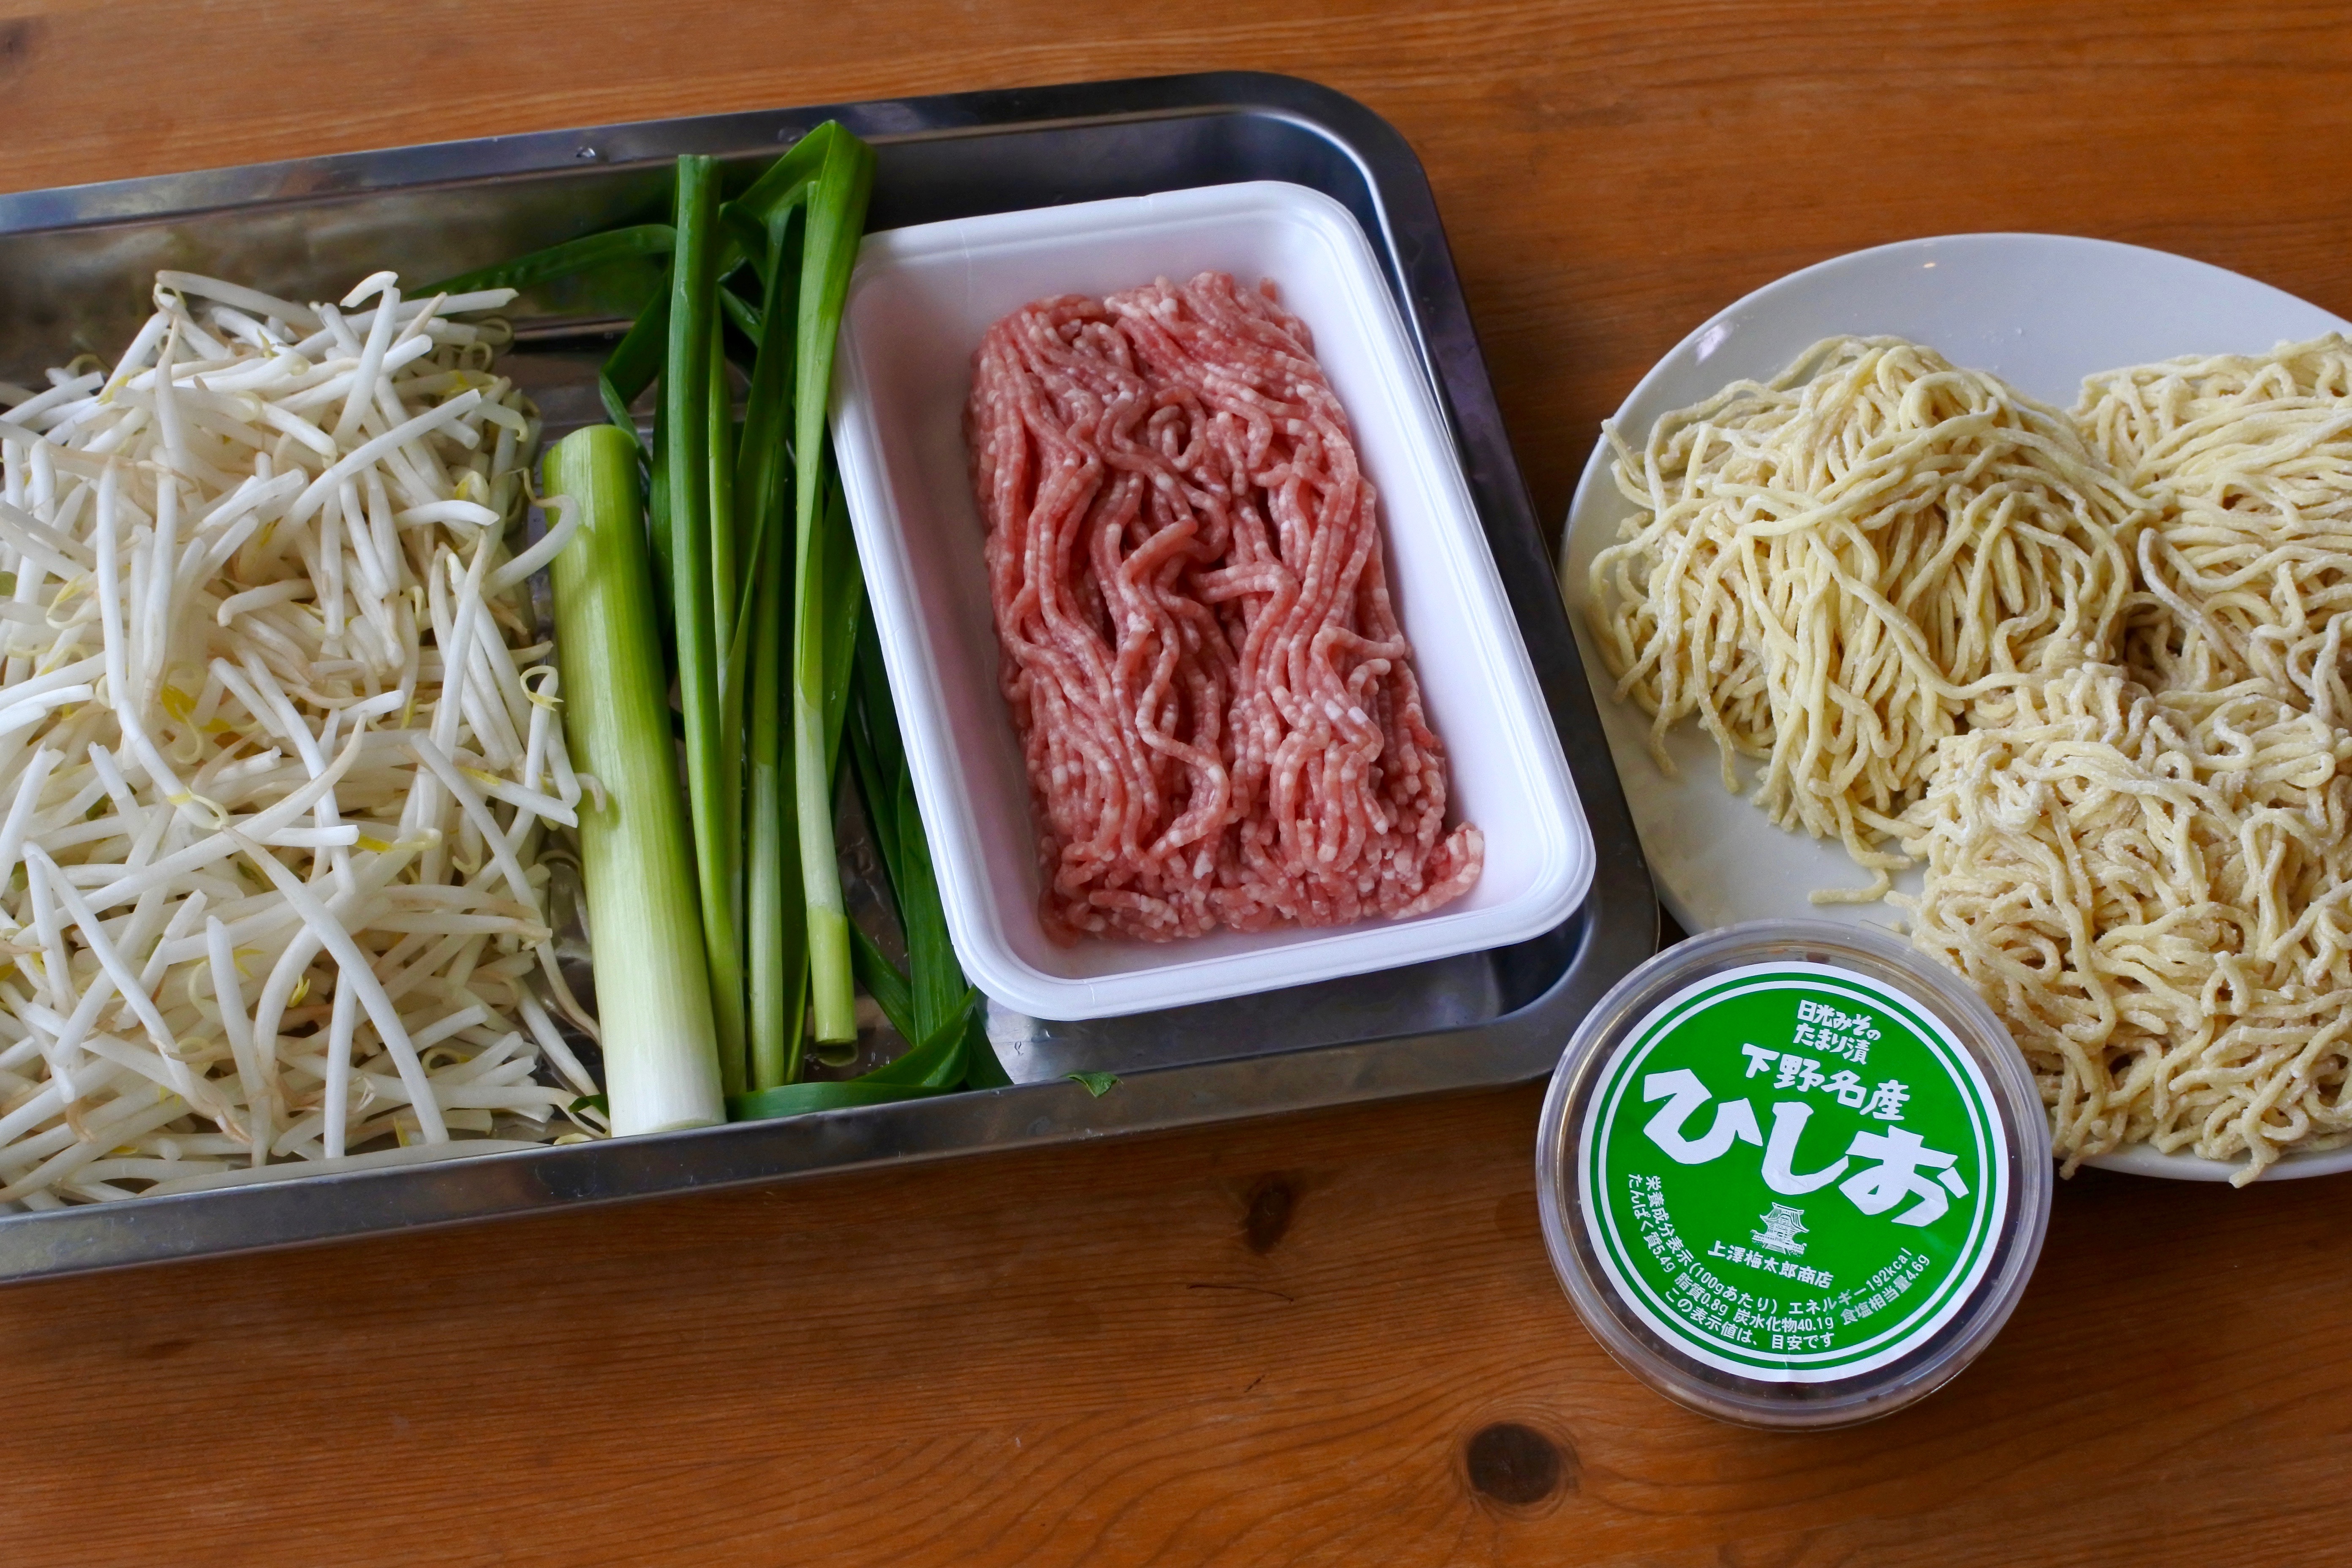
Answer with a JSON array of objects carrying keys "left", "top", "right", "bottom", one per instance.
[{"left": 966, "top": 272, "right": 1484, "bottom": 944}]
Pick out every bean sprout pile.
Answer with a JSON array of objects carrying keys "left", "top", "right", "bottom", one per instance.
[{"left": 0, "top": 270, "right": 600, "bottom": 1206}]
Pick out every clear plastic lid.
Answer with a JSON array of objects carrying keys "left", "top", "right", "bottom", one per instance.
[{"left": 1536, "top": 920, "right": 2050, "bottom": 1429}]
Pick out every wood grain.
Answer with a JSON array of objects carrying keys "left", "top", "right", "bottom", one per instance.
[
  {"left": 4, "top": 1084, "right": 2352, "bottom": 1566},
  {"left": 5, "top": 2, "right": 2352, "bottom": 1562}
]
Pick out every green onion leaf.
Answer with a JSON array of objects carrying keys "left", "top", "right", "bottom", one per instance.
[
  {"left": 847, "top": 922, "right": 917, "bottom": 1047},
  {"left": 600, "top": 277, "right": 670, "bottom": 449},
  {"left": 727, "top": 974, "right": 974, "bottom": 1122},
  {"left": 425, "top": 224, "right": 677, "bottom": 298},
  {"left": 726, "top": 1080, "right": 957, "bottom": 1119},
  {"left": 846, "top": 611, "right": 964, "bottom": 1047},
  {"left": 717, "top": 289, "right": 763, "bottom": 348}
]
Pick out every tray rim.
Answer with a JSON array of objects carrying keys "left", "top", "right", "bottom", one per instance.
[{"left": 0, "top": 69, "right": 1657, "bottom": 1285}]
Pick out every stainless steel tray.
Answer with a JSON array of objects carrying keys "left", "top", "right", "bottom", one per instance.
[{"left": 0, "top": 71, "right": 1655, "bottom": 1282}]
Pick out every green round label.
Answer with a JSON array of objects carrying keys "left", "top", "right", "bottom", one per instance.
[{"left": 1579, "top": 960, "right": 2008, "bottom": 1383}]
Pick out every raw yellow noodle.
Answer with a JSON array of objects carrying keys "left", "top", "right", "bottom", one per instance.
[
  {"left": 1584, "top": 330, "right": 2352, "bottom": 1178},
  {"left": 1900, "top": 664, "right": 2352, "bottom": 1182},
  {"left": 2078, "top": 335, "right": 2352, "bottom": 720},
  {"left": 1585, "top": 336, "right": 2142, "bottom": 899}
]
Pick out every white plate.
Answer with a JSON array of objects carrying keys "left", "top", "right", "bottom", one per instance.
[
  {"left": 1558, "top": 232, "right": 2352, "bottom": 1180},
  {"left": 833, "top": 180, "right": 1593, "bottom": 1021}
]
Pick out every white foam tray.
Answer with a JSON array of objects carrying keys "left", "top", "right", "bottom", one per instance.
[{"left": 830, "top": 180, "right": 1593, "bottom": 1020}]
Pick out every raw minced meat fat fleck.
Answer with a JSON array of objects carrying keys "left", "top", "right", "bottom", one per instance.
[{"left": 964, "top": 270, "right": 1483, "bottom": 944}]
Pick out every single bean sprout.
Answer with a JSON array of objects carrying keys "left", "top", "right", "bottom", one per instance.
[{"left": 0, "top": 270, "right": 603, "bottom": 1206}]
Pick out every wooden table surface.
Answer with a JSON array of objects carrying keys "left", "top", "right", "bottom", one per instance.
[{"left": 5, "top": 3, "right": 2352, "bottom": 1563}]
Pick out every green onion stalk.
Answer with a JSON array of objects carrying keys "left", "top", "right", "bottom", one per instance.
[
  {"left": 541, "top": 427, "right": 724, "bottom": 1134},
  {"left": 662, "top": 155, "right": 751, "bottom": 1096},
  {"left": 755, "top": 124, "right": 874, "bottom": 1048},
  {"left": 727, "top": 148, "right": 809, "bottom": 1093},
  {"left": 451, "top": 124, "right": 1002, "bottom": 1129}
]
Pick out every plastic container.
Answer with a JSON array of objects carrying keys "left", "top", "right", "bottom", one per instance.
[
  {"left": 829, "top": 180, "right": 1595, "bottom": 1021},
  {"left": 1536, "top": 921, "right": 2050, "bottom": 1429}
]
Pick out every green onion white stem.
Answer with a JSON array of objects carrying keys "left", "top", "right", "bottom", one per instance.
[{"left": 543, "top": 425, "right": 724, "bottom": 1135}]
